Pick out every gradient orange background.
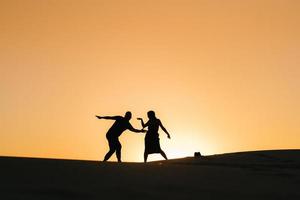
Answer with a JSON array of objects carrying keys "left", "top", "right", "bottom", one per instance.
[{"left": 1, "top": 0, "right": 299, "bottom": 162}]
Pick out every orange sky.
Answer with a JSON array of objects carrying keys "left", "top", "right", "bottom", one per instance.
[{"left": 1, "top": 0, "right": 299, "bottom": 162}]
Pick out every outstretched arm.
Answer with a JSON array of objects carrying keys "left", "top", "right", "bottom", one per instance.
[
  {"left": 128, "top": 124, "right": 146, "bottom": 133},
  {"left": 159, "top": 120, "right": 171, "bottom": 139},
  {"left": 95, "top": 115, "right": 121, "bottom": 120}
]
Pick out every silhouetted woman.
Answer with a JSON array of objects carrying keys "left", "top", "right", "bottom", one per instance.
[{"left": 137, "top": 111, "right": 171, "bottom": 162}]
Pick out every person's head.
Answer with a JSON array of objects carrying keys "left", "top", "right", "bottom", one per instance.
[
  {"left": 147, "top": 110, "right": 156, "bottom": 120},
  {"left": 124, "top": 111, "right": 132, "bottom": 120}
]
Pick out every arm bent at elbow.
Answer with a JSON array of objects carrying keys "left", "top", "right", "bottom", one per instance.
[
  {"left": 129, "top": 124, "right": 146, "bottom": 133},
  {"left": 137, "top": 118, "right": 148, "bottom": 128}
]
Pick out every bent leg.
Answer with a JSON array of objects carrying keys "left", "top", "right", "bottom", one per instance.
[
  {"left": 103, "top": 138, "right": 116, "bottom": 162},
  {"left": 103, "top": 149, "right": 115, "bottom": 161}
]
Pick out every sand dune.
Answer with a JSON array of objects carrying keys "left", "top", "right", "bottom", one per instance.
[{"left": 1, "top": 150, "right": 299, "bottom": 200}]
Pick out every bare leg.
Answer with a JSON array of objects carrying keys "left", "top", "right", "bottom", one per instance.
[
  {"left": 103, "top": 149, "right": 115, "bottom": 162},
  {"left": 160, "top": 150, "right": 168, "bottom": 160},
  {"left": 144, "top": 152, "right": 148, "bottom": 163},
  {"left": 116, "top": 148, "right": 122, "bottom": 162},
  {"left": 116, "top": 144, "right": 122, "bottom": 162}
]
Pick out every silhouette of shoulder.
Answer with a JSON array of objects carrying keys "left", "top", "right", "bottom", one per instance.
[{"left": 115, "top": 116, "right": 123, "bottom": 120}]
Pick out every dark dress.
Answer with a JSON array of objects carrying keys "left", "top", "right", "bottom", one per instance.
[{"left": 145, "top": 119, "right": 161, "bottom": 154}]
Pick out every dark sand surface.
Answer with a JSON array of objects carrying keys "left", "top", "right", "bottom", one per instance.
[{"left": 1, "top": 150, "right": 300, "bottom": 200}]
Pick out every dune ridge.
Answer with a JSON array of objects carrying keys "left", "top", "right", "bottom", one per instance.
[{"left": 1, "top": 150, "right": 299, "bottom": 200}]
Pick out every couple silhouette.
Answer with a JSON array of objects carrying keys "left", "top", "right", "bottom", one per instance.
[{"left": 96, "top": 111, "right": 171, "bottom": 162}]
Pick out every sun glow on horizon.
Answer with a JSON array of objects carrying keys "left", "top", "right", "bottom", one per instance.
[{"left": 1, "top": 0, "right": 299, "bottom": 162}]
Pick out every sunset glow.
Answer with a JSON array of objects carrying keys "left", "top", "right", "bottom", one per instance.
[{"left": 1, "top": 0, "right": 299, "bottom": 162}]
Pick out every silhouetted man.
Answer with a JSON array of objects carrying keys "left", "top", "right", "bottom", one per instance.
[{"left": 96, "top": 112, "right": 145, "bottom": 162}]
